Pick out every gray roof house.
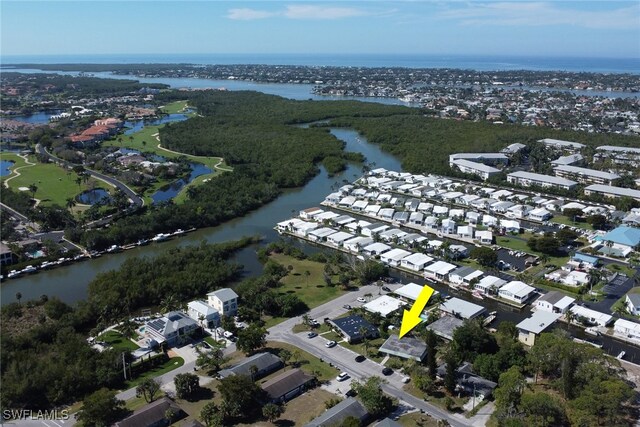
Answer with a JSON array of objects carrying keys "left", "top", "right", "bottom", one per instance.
[
  {"left": 436, "top": 362, "right": 497, "bottom": 400},
  {"left": 379, "top": 334, "right": 428, "bottom": 361},
  {"left": 145, "top": 312, "right": 199, "bottom": 346},
  {"left": 115, "top": 397, "right": 185, "bottom": 427},
  {"left": 261, "top": 368, "right": 315, "bottom": 403},
  {"left": 304, "top": 397, "right": 368, "bottom": 427},
  {"left": 219, "top": 352, "right": 283, "bottom": 380}
]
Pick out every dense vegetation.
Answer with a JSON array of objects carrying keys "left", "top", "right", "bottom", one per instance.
[{"left": 1, "top": 239, "right": 254, "bottom": 411}]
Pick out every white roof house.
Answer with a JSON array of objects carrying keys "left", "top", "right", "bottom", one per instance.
[
  {"left": 187, "top": 300, "right": 220, "bottom": 328},
  {"left": 584, "top": 185, "right": 640, "bottom": 202},
  {"left": 516, "top": 311, "right": 561, "bottom": 346},
  {"left": 395, "top": 282, "right": 429, "bottom": 302},
  {"left": 327, "top": 231, "right": 355, "bottom": 246},
  {"left": 299, "top": 207, "right": 324, "bottom": 219},
  {"left": 363, "top": 295, "right": 406, "bottom": 317},
  {"left": 475, "top": 230, "right": 493, "bottom": 244},
  {"left": 365, "top": 204, "right": 381, "bottom": 215},
  {"left": 424, "top": 261, "right": 457, "bottom": 280},
  {"left": 440, "top": 298, "right": 486, "bottom": 319},
  {"left": 613, "top": 318, "right": 640, "bottom": 341},
  {"left": 535, "top": 291, "right": 575, "bottom": 314},
  {"left": 343, "top": 236, "right": 374, "bottom": 253},
  {"left": 400, "top": 253, "right": 434, "bottom": 271},
  {"left": 362, "top": 242, "right": 391, "bottom": 256},
  {"left": 292, "top": 220, "right": 319, "bottom": 236},
  {"left": 529, "top": 208, "right": 552, "bottom": 222},
  {"left": 351, "top": 200, "right": 369, "bottom": 211},
  {"left": 449, "top": 266, "right": 483, "bottom": 285},
  {"left": 338, "top": 196, "right": 357, "bottom": 207},
  {"left": 315, "top": 211, "right": 340, "bottom": 221},
  {"left": 277, "top": 218, "right": 305, "bottom": 231},
  {"left": 308, "top": 227, "right": 338, "bottom": 241},
  {"left": 475, "top": 275, "right": 506, "bottom": 294},
  {"left": 569, "top": 306, "right": 613, "bottom": 327},
  {"left": 380, "top": 248, "right": 412, "bottom": 266},
  {"left": 499, "top": 281, "right": 536, "bottom": 303}
]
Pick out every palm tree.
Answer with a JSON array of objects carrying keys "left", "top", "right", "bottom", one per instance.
[
  {"left": 15, "top": 292, "right": 22, "bottom": 305},
  {"left": 359, "top": 326, "right": 370, "bottom": 355},
  {"left": 564, "top": 309, "right": 576, "bottom": 324},
  {"left": 75, "top": 175, "right": 83, "bottom": 190},
  {"left": 65, "top": 197, "right": 77, "bottom": 212},
  {"left": 160, "top": 295, "right": 178, "bottom": 313},
  {"left": 28, "top": 184, "right": 38, "bottom": 199}
]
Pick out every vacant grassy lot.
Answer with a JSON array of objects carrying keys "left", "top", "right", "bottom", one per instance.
[
  {"left": 550, "top": 215, "right": 594, "bottom": 231},
  {"left": 339, "top": 337, "right": 386, "bottom": 362},
  {"left": 124, "top": 357, "right": 184, "bottom": 388},
  {"left": 398, "top": 411, "right": 440, "bottom": 427},
  {"left": 265, "top": 341, "right": 339, "bottom": 382},
  {"left": 497, "top": 235, "right": 569, "bottom": 266},
  {"left": 98, "top": 330, "right": 139, "bottom": 352}
]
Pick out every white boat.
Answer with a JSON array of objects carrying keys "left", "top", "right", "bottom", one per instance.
[
  {"left": 617, "top": 351, "right": 626, "bottom": 360},
  {"left": 21, "top": 265, "right": 37, "bottom": 274},
  {"left": 472, "top": 291, "right": 484, "bottom": 300},
  {"left": 7, "top": 270, "right": 21, "bottom": 279},
  {"left": 151, "top": 233, "right": 170, "bottom": 242},
  {"left": 483, "top": 315, "right": 496, "bottom": 326},
  {"left": 106, "top": 245, "right": 122, "bottom": 253},
  {"left": 172, "top": 229, "right": 185, "bottom": 236},
  {"left": 585, "top": 327, "right": 601, "bottom": 336}
]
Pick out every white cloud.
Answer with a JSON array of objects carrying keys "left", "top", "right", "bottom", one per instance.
[
  {"left": 226, "top": 4, "right": 375, "bottom": 21},
  {"left": 227, "top": 8, "right": 277, "bottom": 21},
  {"left": 438, "top": 2, "right": 640, "bottom": 30},
  {"left": 283, "top": 5, "right": 367, "bottom": 20}
]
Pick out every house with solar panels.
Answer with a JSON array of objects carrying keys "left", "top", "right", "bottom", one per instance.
[{"left": 145, "top": 311, "right": 199, "bottom": 346}]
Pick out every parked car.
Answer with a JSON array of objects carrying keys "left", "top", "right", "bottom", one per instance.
[
  {"left": 382, "top": 367, "right": 393, "bottom": 376},
  {"left": 382, "top": 286, "right": 391, "bottom": 292},
  {"left": 355, "top": 355, "right": 366, "bottom": 363},
  {"left": 325, "top": 340, "right": 337, "bottom": 348},
  {"left": 345, "top": 388, "right": 357, "bottom": 397},
  {"left": 336, "top": 372, "right": 350, "bottom": 382},
  {"left": 307, "top": 332, "right": 318, "bottom": 338},
  {"left": 357, "top": 297, "right": 366, "bottom": 303},
  {"left": 343, "top": 304, "right": 352, "bottom": 310}
]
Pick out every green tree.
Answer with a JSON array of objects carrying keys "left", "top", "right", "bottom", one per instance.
[
  {"left": 217, "top": 374, "right": 262, "bottom": 419},
  {"left": 351, "top": 377, "right": 393, "bottom": 418},
  {"left": 200, "top": 402, "right": 224, "bottom": 427},
  {"left": 236, "top": 323, "right": 268, "bottom": 355},
  {"left": 340, "top": 416, "right": 361, "bottom": 427},
  {"left": 424, "top": 329, "right": 438, "bottom": 379},
  {"left": 279, "top": 348, "right": 292, "bottom": 369},
  {"left": 76, "top": 388, "right": 127, "bottom": 427},
  {"left": 65, "top": 197, "right": 77, "bottom": 212},
  {"left": 494, "top": 366, "right": 526, "bottom": 417},
  {"left": 28, "top": 183, "right": 38, "bottom": 199},
  {"left": 174, "top": 373, "right": 200, "bottom": 400},
  {"left": 469, "top": 246, "right": 498, "bottom": 267},
  {"left": 195, "top": 345, "right": 229, "bottom": 375},
  {"left": 262, "top": 402, "right": 282, "bottom": 422},
  {"left": 443, "top": 350, "right": 458, "bottom": 395},
  {"left": 520, "top": 392, "right": 566, "bottom": 427},
  {"left": 135, "top": 378, "right": 161, "bottom": 403},
  {"left": 451, "top": 319, "right": 498, "bottom": 362}
]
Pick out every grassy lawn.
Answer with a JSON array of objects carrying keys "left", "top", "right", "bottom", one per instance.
[
  {"left": 339, "top": 337, "right": 386, "bottom": 362},
  {"left": 398, "top": 411, "right": 440, "bottom": 427},
  {"left": 270, "top": 253, "right": 345, "bottom": 309},
  {"left": 3, "top": 155, "right": 110, "bottom": 207},
  {"left": 265, "top": 342, "right": 339, "bottom": 382},
  {"left": 606, "top": 263, "right": 637, "bottom": 278},
  {"left": 124, "top": 391, "right": 166, "bottom": 411},
  {"left": 551, "top": 215, "right": 594, "bottom": 231},
  {"left": 124, "top": 357, "right": 184, "bottom": 388},
  {"left": 1, "top": 152, "right": 29, "bottom": 174},
  {"left": 498, "top": 235, "right": 569, "bottom": 266},
  {"left": 161, "top": 100, "right": 191, "bottom": 114},
  {"left": 98, "top": 330, "right": 140, "bottom": 352},
  {"left": 403, "top": 383, "right": 469, "bottom": 414}
]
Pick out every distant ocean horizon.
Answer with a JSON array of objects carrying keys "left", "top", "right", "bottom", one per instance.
[{"left": 2, "top": 53, "right": 639, "bottom": 74}]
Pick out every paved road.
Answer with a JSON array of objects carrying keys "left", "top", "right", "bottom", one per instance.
[
  {"left": 0, "top": 202, "right": 41, "bottom": 232},
  {"left": 268, "top": 284, "right": 477, "bottom": 427},
  {"left": 35, "top": 144, "right": 144, "bottom": 208}
]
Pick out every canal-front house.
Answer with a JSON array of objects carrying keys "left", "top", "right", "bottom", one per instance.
[
  {"left": 516, "top": 311, "right": 561, "bottom": 346},
  {"left": 207, "top": 288, "right": 239, "bottom": 317},
  {"left": 498, "top": 281, "right": 536, "bottom": 304},
  {"left": 534, "top": 291, "right": 575, "bottom": 314},
  {"left": 187, "top": 300, "right": 220, "bottom": 328},
  {"left": 145, "top": 311, "right": 199, "bottom": 346}
]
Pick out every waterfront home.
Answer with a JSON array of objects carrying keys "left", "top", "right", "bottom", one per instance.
[
  {"left": 449, "top": 208, "right": 465, "bottom": 219},
  {"left": 363, "top": 295, "right": 405, "bottom": 317},
  {"left": 426, "top": 315, "right": 464, "bottom": 340},
  {"left": 343, "top": 236, "right": 374, "bottom": 253},
  {"left": 392, "top": 211, "right": 410, "bottom": 224},
  {"left": 482, "top": 215, "right": 499, "bottom": 227},
  {"left": 534, "top": 291, "right": 575, "bottom": 314},
  {"left": 361, "top": 223, "right": 389, "bottom": 237},
  {"left": 409, "top": 212, "right": 424, "bottom": 225},
  {"left": 433, "top": 206, "right": 449, "bottom": 217},
  {"left": 440, "top": 298, "right": 486, "bottom": 320},
  {"left": 400, "top": 253, "right": 434, "bottom": 271},
  {"left": 424, "top": 260, "right": 457, "bottom": 281},
  {"left": 378, "top": 208, "right": 395, "bottom": 220},
  {"left": 380, "top": 248, "right": 412, "bottom": 267},
  {"left": 457, "top": 225, "right": 474, "bottom": 239},
  {"left": 569, "top": 306, "right": 613, "bottom": 327},
  {"left": 465, "top": 211, "right": 482, "bottom": 225},
  {"left": 449, "top": 266, "right": 483, "bottom": 286},
  {"left": 261, "top": 368, "right": 314, "bottom": 404},
  {"left": 326, "top": 231, "right": 354, "bottom": 247},
  {"left": 187, "top": 300, "right": 220, "bottom": 328},
  {"left": 362, "top": 242, "right": 391, "bottom": 256},
  {"left": 365, "top": 204, "right": 381, "bottom": 215},
  {"left": 315, "top": 211, "right": 340, "bottom": 222},
  {"left": 379, "top": 228, "right": 407, "bottom": 242},
  {"left": 145, "top": 311, "right": 199, "bottom": 346},
  {"left": 345, "top": 220, "right": 371, "bottom": 233},
  {"left": 308, "top": 227, "right": 338, "bottom": 242},
  {"left": 506, "top": 204, "right": 533, "bottom": 219},
  {"left": 219, "top": 352, "right": 283, "bottom": 380},
  {"left": 401, "top": 233, "right": 428, "bottom": 245},
  {"left": 625, "top": 294, "right": 640, "bottom": 316},
  {"left": 207, "top": 288, "right": 239, "bottom": 317},
  {"left": 475, "top": 230, "right": 493, "bottom": 244},
  {"left": 276, "top": 218, "right": 304, "bottom": 232},
  {"left": 292, "top": 220, "right": 319, "bottom": 236},
  {"left": 502, "top": 219, "right": 521, "bottom": 233},
  {"left": 395, "top": 282, "right": 431, "bottom": 302},
  {"left": 351, "top": 200, "right": 368, "bottom": 212},
  {"left": 299, "top": 207, "right": 324, "bottom": 220},
  {"left": 377, "top": 193, "right": 392, "bottom": 203},
  {"left": 475, "top": 275, "right": 506, "bottom": 295},
  {"left": 338, "top": 196, "right": 357, "bottom": 207},
  {"left": 418, "top": 202, "right": 434, "bottom": 213},
  {"left": 516, "top": 311, "right": 561, "bottom": 346},
  {"left": 424, "top": 216, "right": 439, "bottom": 229},
  {"left": 441, "top": 218, "right": 456, "bottom": 234},
  {"left": 405, "top": 198, "right": 420, "bottom": 211},
  {"left": 498, "top": 281, "right": 536, "bottom": 303},
  {"left": 613, "top": 318, "right": 640, "bottom": 341},
  {"left": 379, "top": 334, "right": 427, "bottom": 362},
  {"left": 529, "top": 208, "right": 552, "bottom": 222},
  {"left": 324, "top": 192, "right": 342, "bottom": 204},
  {"left": 332, "top": 215, "right": 356, "bottom": 226}
]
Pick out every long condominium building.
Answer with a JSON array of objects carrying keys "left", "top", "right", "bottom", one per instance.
[
  {"left": 507, "top": 171, "right": 578, "bottom": 191},
  {"left": 450, "top": 159, "right": 501, "bottom": 181},
  {"left": 538, "top": 138, "right": 585, "bottom": 151},
  {"left": 584, "top": 185, "right": 640, "bottom": 202},
  {"left": 595, "top": 145, "right": 640, "bottom": 166},
  {"left": 553, "top": 165, "right": 620, "bottom": 186},
  {"left": 449, "top": 153, "right": 509, "bottom": 166}
]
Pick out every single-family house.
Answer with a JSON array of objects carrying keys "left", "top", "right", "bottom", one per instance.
[
  {"left": 379, "top": 334, "right": 427, "bottom": 361},
  {"left": 457, "top": 225, "right": 474, "bottom": 239},
  {"left": 498, "top": 281, "right": 536, "bottom": 304},
  {"left": 299, "top": 207, "right": 324, "bottom": 220},
  {"left": 475, "top": 230, "right": 493, "bottom": 244},
  {"left": 613, "top": 318, "right": 640, "bottom": 341},
  {"left": 187, "top": 300, "right": 220, "bottom": 328},
  {"left": 482, "top": 215, "right": 499, "bottom": 227},
  {"left": 329, "top": 315, "right": 379, "bottom": 343},
  {"left": 304, "top": 398, "right": 368, "bottom": 427},
  {"left": 424, "top": 261, "right": 457, "bottom": 281},
  {"left": 362, "top": 223, "right": 389, "bottom": 237},
  {"left": 351, "top": 200, "right": 368, "bottom": 212},
  {"left": 449, "top": 266, "right": 483, "bottom": 286},
  {"left": 535, "top": 291, "right": 575, "bottom": 314},
  {"left": 569, "top": 306, "right": 613, "bottom": 327},
  {"left": 343, "top": 236, "right": 374, "bottom": 253},
  {"left": 380, "top": 248, "right": 412, "bottom": 266},
  {"left": 516, "top": 311, "right": 561, "bottom": 346},
  {"left": 475, "top": 275, "right": 506, "bottom": 295},
  {"left": 115, "top": 397, "right": 185, "bottom": 427},
  {"left": 363, "top": 295, "right": 405, "bottom": 317},
  {"left": 207, "top": 288, "right": 239, "bottom": 317},
  {"left": 529, "top": 208, "right": 552, "bottom": 222},
  {"left": 436, "top": 362, "right": 497, "bottom": 400},
  {"left": 400, "top": 253, "right": 434, "bottom": 271},
  {"left": 409, "top": 212, "right": 424, "bottom": 225},
  {"left": 219, "top": 352, "right": 283, "bottom": 379},
  {"left": 441, "top": 218, "right": 456, "bottom": 234},
  {"left": 362, "top": 242, "right": 391, "bottom": 256},
  {"left": 262, "top": 369, "right": 315, "bottom": 403},
  {"left": 145, "top": 311, "right": 199, "bottom": 346},
  {"left": 326, "top": 231, "right": 354, "bottom": 247},
  {"left": 378, "top": 208, "right": 395, "bottom": 221},
  {"left": 439, "top": 298, "right": 486, "bottom": 320},
  {"left": 625, "top": 293, "right": 640, "bottom": 316},
  {"left": 308, "top": 227, "right": 338, "bottom": 242}
]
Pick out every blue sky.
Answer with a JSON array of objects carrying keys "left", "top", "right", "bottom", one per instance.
[{"left": 1, "top": 1, "right": 639, "bottom": 58}]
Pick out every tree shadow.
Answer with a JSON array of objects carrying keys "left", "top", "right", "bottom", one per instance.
[
  {"left": 275, "top": 420, "right": 295, "bottom": 427},
  {"left": 184, "top": 386, "right": 214, "bottom": 402}
]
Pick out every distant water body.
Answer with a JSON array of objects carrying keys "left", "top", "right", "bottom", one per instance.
[{"left": 2, "top": 53, "right": 639, "bottom": 74}]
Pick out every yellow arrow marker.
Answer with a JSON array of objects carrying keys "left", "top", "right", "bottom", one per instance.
[{"left": 399, "top": 284, "right": 435, "bottom": 339}]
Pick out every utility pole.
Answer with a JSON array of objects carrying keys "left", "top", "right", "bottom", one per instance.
[{"left": 122, "top": 352, "right": 127, "bottom": 380}]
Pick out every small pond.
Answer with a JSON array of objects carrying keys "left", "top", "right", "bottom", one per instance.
[
  {"left": 0, "top": 160, "right": 15, "bottom": 177},
  {"left": 151, "top": 163, "right": 212, "bottom": 203},
  {"left": 77, "top": 188, "right": 111, "bottom": 205}
]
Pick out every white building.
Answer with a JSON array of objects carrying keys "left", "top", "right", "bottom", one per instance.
[
  {"left": 625, "top": 294, "right": 640, "bottom": 316},
  {"left": 450, "top": 159, "right": 501, "bottom": 180},
  {"left": 613, "top": 318, "right": 640, "bottom": 342},
  {"left": 207, "top": 288, "right": 239, "bottom": 317},
  {"left": 400, "top": 253, "right": 434, "bottom": 271},
  {"left": 187, "top": 300, "right": 220, "bottom": 328},
  {"left": 516, "top": 311, "right": 561, "bottom": 346},
  {"left": 424, "top": 261, "right": 457, "bottom": 281},
  {"left": 363, "top": 295, "right": 406, "bottom": 317},
  {"left": 569, "top": 306, "right": 613, "bottom": 327},
  {"left": 362, "top": 242, "right": 391, "bottom": 256},
  {"left": 507, "top": 171, "right": 578, "bottom": 191},
  {"left": 534, "top": 291, "right": 575, "bottom": 314},
  {"left": 343, "top": 236, "right": 374, "bottom": 253},
  {"left": 529, "top": 208, "right": 552, "bottom": 222},
  {"left": 440, "top": 298, "right": 486, "bottom": 320},
  {"left": 475, "top": 275, "right": 506, "bottom": 295},
  {"left": 380, "top": 248, "right": 412, "bottom": 266},
  {"left": 553, "top": 165, "right": 620, "bottom": 186},
  {"left": 498, "top": 281, "right": 536, "bottom": 304},
  {"left": 449, "top": 266, "right": 483, "bottom": 286},
  {"left": 538, "top": 138, "right": 585, "bottom": 151},
  {"left": 584, "top": 185, "right": 640, "bottom": 202},
  {"left": 326, "top": 231, "right": 355, "bottom": 247},
  {"left": 475, "top": 230, "right": 493, "bottom": 244}
]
